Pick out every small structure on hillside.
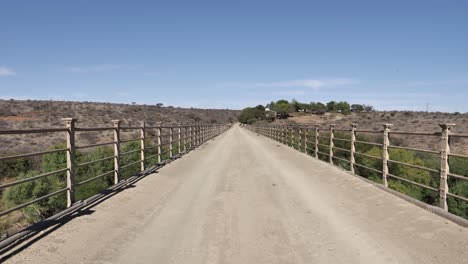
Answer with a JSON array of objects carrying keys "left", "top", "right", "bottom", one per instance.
[{"left": 265, "top": 108, "right": 277, "bottom": 121}]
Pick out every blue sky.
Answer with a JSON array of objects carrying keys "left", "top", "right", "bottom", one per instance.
[{"left": 0, "top": 0, "right": 467, "bottom": 111}]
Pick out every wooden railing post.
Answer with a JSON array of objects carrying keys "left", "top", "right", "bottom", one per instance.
[
  {"left": 177, "top": 124, "right": 181, "bottom": 154},
  {"left": 169, "top": 125, "right": 173, "bottom": 157},
  {"left": 200, "top": 125, "right": 204, "bottom": 144},
  {"left": 140, "top": 121, "right": 146, "bottom": 171},
  {"left": 305, "top": 126, "right": 309, "bottom": 153},
  {"left": 329, "top": 124, "right": 335, "bottom": 164},
  {"left": 290, "top": 126, "right": 294, "bottom": 148},
  {"left": 350, "top": 123, "right": 357, "bottom": 173},
  {"left": 283, "top": 126, "right": 287, "bottom": 144},
  {"left": 439, "top": 123, "right": 455, "bottom": 211},
  {"left": 276, "top": 126, "right": 279, "bottom": 142},
  {"left": 315, "top": 125, "right": 319, "bottom": 158},
  {"left": 299, "top": 126, "right": 302, "bottom": 151},
  {"left": 382, "top": 124, "right": 393, "bottom": 187},
  {"left": 157, "top": 122, "right": 162, "bottom": 163},
  {"left": 189, "top": 125, "right": 193, "bottom": 149},
  {"left": 112, "top": 120, "right": 121, "bottom": 184},
  {"left": 63, "top": 118, "right": 77, "bottom": 207},
  {"left": 201, "top": 125, "right": 206, "bottom": 144},
  {"left": 281, "top": 126, "right": 284, "bottom": 144},
  {"left": 183, "top": 124, "right": 187, "bottom": 152}
]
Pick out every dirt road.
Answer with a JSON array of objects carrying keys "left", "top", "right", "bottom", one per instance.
[{"left": 3, "top": 125, "right": 467, "bottom": 264}]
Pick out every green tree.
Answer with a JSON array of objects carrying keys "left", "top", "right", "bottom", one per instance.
[
  {"left": 326, "top": 101, "right": 337, "bottom": 112},
  {"left": 351, "top": 104, "right": 365, "bottom": 112},
  {"left": 336, "top": 101, "right": 351, "bottom": 114}
]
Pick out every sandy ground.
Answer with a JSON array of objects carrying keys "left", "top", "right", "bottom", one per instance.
[{"left": 2, "top": 124, "right": 467, "bottom": 264}]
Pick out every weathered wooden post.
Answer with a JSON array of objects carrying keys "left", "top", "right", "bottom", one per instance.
[
  {"left": 157, "top": 122, "right": 162, "bottom": 163},
  {"left": 63, "top": 118, "right": 77, "bottom": 207},
  {"left": 140, "top": 121, "right": 146, "bottom": 171},
  {"left": 183, "top": 124, "right": 187, "bottom": 152},
  {"left": 203, "top": 125, "right": 206, "bottom": 143},
  {"left": 276, "top": 126, "right": 280, "bottom": 142},
  {"left": 177, "top": 124, "right": 181, "bottom": 154},
  {"left": 290, "top": 126, "right": 294, "bottom": 148},
  {"left": 189, "top": 125, "right": 193, "bottom": 149},
  {"left": 281, "top": 126, "right": 284, "bottom": 144},
  {"left": 169, "top": 124, "right": 173, "bottom": 157},
  {"left": 305, "top": 126, "right": 309, "bottom": 153},
  {"left": 329, "top": 124, "right": 335, "bottom": 164},
  {"left": 299, "top": 126, "right": 302, "bottom": 151},
  {"left": 382, "top": 124, "right": 393, "bottom": 187},
  {"left": 112, "top": 120, "right": 121, "bottom": 184},
  {"left": 315, "top": 125, "right": 319, "bottom": 158},
  {"left": 283, "top": 126, "right": 287, "bottom": 145},
  {"left": 439, "top": 123, "right": 455, "bottom": 211},
  {"left": 201, "top": 125, "right": 205, "bottom": 143},
  {"left": 350, "top": 123, "right": 357, "bottom": 173}
]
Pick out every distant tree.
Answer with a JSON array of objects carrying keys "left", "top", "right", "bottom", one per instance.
[
  {"left": 255, "top": 105, "right": 265, "bottom": 112},
  {"left": 326, "top": 101, "right": 337, "bottom": 112},
  {"left": 336, "top": 101, "right": 351, "bottom": 114},
  {"left": 364, "top": 105, "right": 375, "bottom": 112},
  {"left": 238, "top": 106, "right": 266, "bottom": 124},
  {"left": 309, "top": 102, "right": 326, "bottom": 114},
  {"left": 266, "top": 101, "right": 276, "bottom": 110},
  {"left": 290, "top": 99, "right": 301, "bottom": 112},
  {"left": 276, "top": 99, "right": 289, "bottom": 105},
  {"left": 273, "top": 101, "right": 290, "bottom": 118},
  {"left": 351, "top": 104, "right": 365, "bottom": 112},
  {"left": 131, "top": 102, "right": 136, "bottom": 105},
  {"left": 156, "top": 103, "right": 164, "bottom": 107}
]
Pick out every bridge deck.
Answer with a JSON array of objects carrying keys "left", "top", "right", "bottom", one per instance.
[{"left": 3, "top": 125, "right": 467, "bottom": 264}]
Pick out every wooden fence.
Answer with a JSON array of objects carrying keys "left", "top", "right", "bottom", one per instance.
[
  {"left": 248, "top": 123, "right": 468, "bottom": 218},
  {"left": 0, "top": 119, "right": 230, "bottom": 218}
]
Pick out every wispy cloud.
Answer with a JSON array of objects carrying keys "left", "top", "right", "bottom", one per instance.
[
  {"left": 222, "top": 78, "right": 356, "bottom": 89},
  {"left": 254, "top": 78, "right": 355, "bottom": 88},
  {"left": 66, "top": 64, "right": 123, "bottom": 73},
  {"left": 143, "top": 71, "right": 158, "bottom": 77},
  {"left": 0, "top": 66, "right": 16, "bottom": 77}
]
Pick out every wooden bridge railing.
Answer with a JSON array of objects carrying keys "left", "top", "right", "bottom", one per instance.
[
  {"left": 248, "top": 123, "right": 468, "bottom": 219},
  {"left": 0, "top": 119, "right": 230, "bottom": 219}
]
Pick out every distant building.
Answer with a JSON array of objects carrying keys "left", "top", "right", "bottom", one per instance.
[{"left": 265, "top": 108, "right": 277, "bottom": 120}]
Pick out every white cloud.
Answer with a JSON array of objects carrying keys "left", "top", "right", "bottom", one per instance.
[
  {"left": 0, "top": 66, "right": 16, "bottom": 77},
  {"left": 254, "top": 78, "right": 355, "bottom": 89},
  {"left": 66, "top": 64, "right": 123, "bottom": 73},
  {"left": 221, "top": 78, "right": 356, "bottom": 89}
]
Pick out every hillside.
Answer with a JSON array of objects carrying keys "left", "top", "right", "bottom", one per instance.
[{"left": 0, "top": 99, "right": 239, "bottom": 155}]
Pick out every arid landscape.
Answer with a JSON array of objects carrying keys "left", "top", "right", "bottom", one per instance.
[{"left": 0, "top": 99, "right": 239, "bottom": 155}]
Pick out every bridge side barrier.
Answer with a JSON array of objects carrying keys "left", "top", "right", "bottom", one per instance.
[
  {"left": 0, "top": 120, "right": 230, "bottom": 239},
  {"left": 247, "top": 123, "right": 468, "bottom": 221}
]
